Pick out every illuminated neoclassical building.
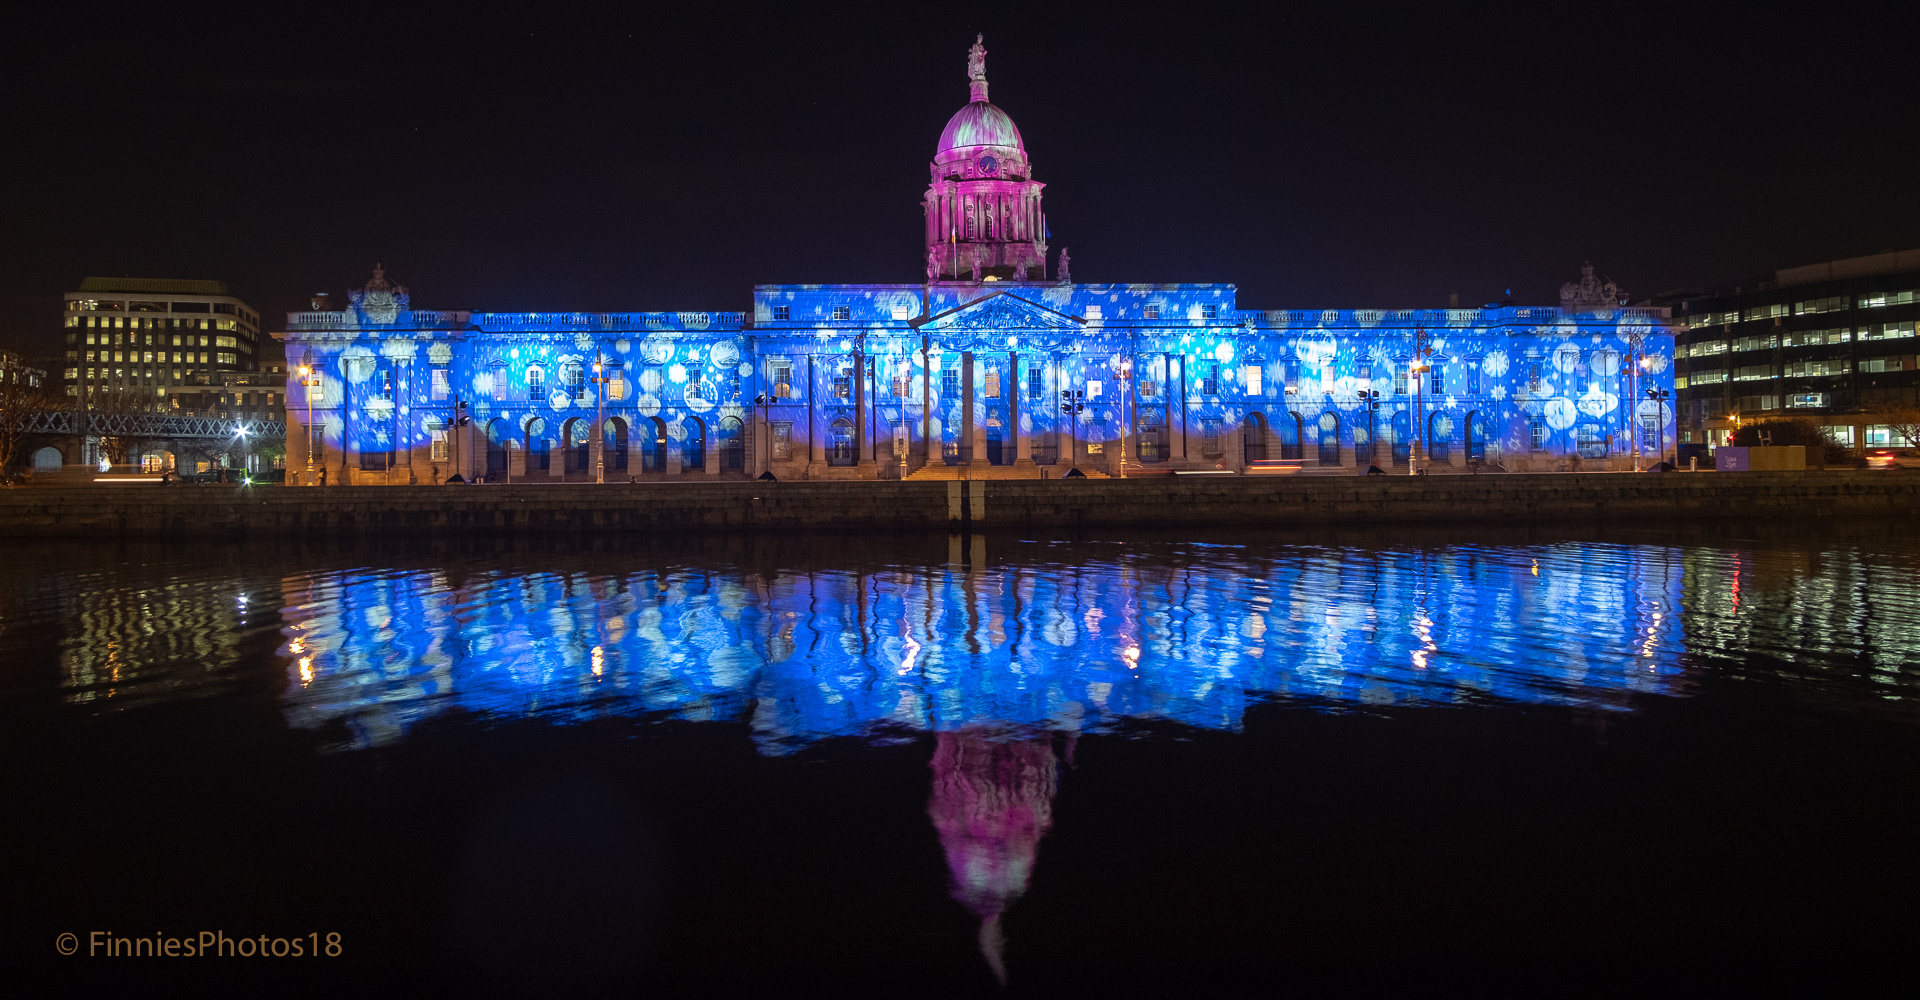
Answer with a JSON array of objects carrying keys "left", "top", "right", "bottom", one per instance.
[{"left": 277, "top": 38, "right": 1676, "bottom": 485}]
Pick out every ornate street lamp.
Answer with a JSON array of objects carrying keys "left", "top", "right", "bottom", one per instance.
[
  {"left": 1409, "top": 326, "right": 1433, "bottom": 476},
  {"left": 298, "top": 362, "right": 322, "bottom": 486},
  {"left": 1645, "top": 387, "right": 1671, "bottom": 468},
  {"left": 589, "top": 353, "right": 613, "bottom": 484}
]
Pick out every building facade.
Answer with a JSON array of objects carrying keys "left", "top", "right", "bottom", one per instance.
[
  {"left": 1671, "top": 249, "right": 1920, "bottom": 450},
  {"left": 63, "top": 277, "right": 274, "bottom": 402},
  {"left": 277, "top": 42, "right": 1676, "bottom": 486}
]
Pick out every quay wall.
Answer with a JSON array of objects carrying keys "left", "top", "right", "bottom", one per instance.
[{"left": 0, "top": 472, "right": 1914, "bottom": 537}]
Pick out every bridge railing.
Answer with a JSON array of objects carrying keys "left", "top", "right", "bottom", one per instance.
[{"left": 20, "top": 410, "right": 285, "bottom": 440}]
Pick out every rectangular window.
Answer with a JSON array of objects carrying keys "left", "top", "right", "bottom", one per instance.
[
  {"left": 216, "top": 352, "right": 237, "bottom": 365},
  {"left": 1202, "top": 304, "right": 1219, "bottom": 320},
  {"left": 1395, "top": 367, "right": 1410, "bottom": 396},
  {"left": 1027, "top": 364, "right": 1044, "bottom": 399},
  {"left": 1866, "top": 426, "right": 1896, "bottom": 446},
  {"left": 492, "top": 366, "right": 508, "bottom": 401},
  {"left": 892, "top": 369, "right": 912, "bottom": 399},
  {"left": 527, "top": 367, "right": 545, "bottom": 397},
  {"left": 833, "top": 367, "right": 850, "bottom": 399},
  {"left": 1202, "top": 364, "right": 1219, "bottom": 396},
  {"left": 431, "top": 428, "right": 448, "bottom": 461},
  {"left": 431, "top": 367, "right": 450, "bottom": 400},
  {"left": 1794, "top": 295, "right": 1849, "bottom": 315},
  {"left": 772, "top": 305, "right": 790, "bottom": 321},
  {"left": 1733, "top": 334, "right": 1777, "bottom": 352},
  {"left": 1086, "top": 379, "right": 1103, "bottom": 399},
  {"left": 941, "top": 365, "right": 960, "bottom": 398},
  {"left": 1858, "top": 290, "right": 1918, "bottom": 309},
  {"left": 688, "top": 370, "right": 705, "bottom": 400},
  {"left": 608, "top": 373, "right": 627, "bottom": 401},
  {"left": 1085, "top": 305, "right": 1102, "bottom": 319},
  {"left": 1201, "top": 418, "right": 1222, "bottom": 455},
  {"left": 1428, "top": 366, "right": 1443, "bottom": 395},
  {"left": 832, "top": 305, "right": 851, "bottom": 321},
  {"left": 1860, "top": 357, "right": 1912, "bottom": 373},
  {"left": 1733, "top": 364, "right": 1774, "bottom": 381},
  {"left": 1529, "top": 417, "right": 1546, "bottom": 451},
  {"left": 1786, "top": 393, "right": 1829, "bottom": 408},
  {"left": 1527, "top": 362, "right": 1542, "bottom": 393},
  {"left": 771, "top": 421, "right": 793, "bottom": 459},
  {"left": 1783, "top": 360, "right": 1845, "bottom": 378},
  {"left": 772, "top": 363, "right": 793, "bottom": 398},
  {"left": 1743, "top": 303, "right": 1788, "bottom": 322},
  {"left": 377, "top": 369, "right": 393, "bottom": 400},
  {"left": 984, "top": 369, "right": 1000, "bottom": 398},
  {"left": 1144, "top": 304, "right": 1160, "bottom": 320},
  {"left": 1863, "top": 322, "right": 1920, "bottom": 341},
  {"left": 1284, "top": 360, "right": 1301, "bottom": 394},
  {"left": 1467, "top": 364, "right": 1481, "bottom": 395}
]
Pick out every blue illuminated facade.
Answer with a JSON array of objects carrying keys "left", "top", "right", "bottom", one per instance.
[{"left": 276, "top": 46, "right": 1676, "bottom": 484}]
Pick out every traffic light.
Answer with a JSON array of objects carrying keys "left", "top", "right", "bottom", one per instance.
[{"left": 455, "top": 401, "right": 470, "bottom": 427}]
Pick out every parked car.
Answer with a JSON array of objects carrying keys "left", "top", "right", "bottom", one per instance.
[
  {"left": 1865, "top": 449, "right": 1920, "bottom": 470},
  {"left": 190, "top": 469, "right": 251, "bottom": 485}
]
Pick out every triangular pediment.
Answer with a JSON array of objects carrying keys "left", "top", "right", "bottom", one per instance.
[{"left": 913, "top": 292, "right": 1084, "bottom": 333}]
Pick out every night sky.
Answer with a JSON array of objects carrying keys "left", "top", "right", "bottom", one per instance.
[{"left": 3, "top": 3, "right": 1915, "bottom": 358}]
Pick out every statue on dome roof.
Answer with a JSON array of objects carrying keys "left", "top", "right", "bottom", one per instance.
[
  {"left": 1560, "top": 261, "right": 1626, "bottom": 309},
  {"left": 967, "top": 34, "right": 987, "bottom": 81}
]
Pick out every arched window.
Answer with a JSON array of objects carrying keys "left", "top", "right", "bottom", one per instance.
[
  {"left": 1244, "top": 413, "right": 1268, "bottom": 462},
  {"left": 1465, "top": 411, "right": 1487, "bottom": 464},
  {"left": 719, "top": 416, "right": 745, "bottom": 470},
  {"left": 604, "top": 419, "right": 629, "bottom": 471},
  {"left": 1428, "top": 412, "right": 1452, "bottom": 464},
  {"left": 1318, "top": 411, "right": 1341, "bottom": 466},
  {"left": 1279, "top": 411, "right": 1302, "bottom": 461},
  {"left": 1390, "top": 410, "right": 1410, "bottom": 465},
  {"left": 828, "top": 418, "right": 855, "bottom": 466},
  {"left": 683, "top": 417, "right": 706, "bottom": 471},
  {"left": 984, "top": 214, "right": 994, "bottom": 238}
]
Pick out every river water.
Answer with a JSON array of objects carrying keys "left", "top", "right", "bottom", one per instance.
[{"left": 5, "top": 525, "right": 1919, "bottom": 996}]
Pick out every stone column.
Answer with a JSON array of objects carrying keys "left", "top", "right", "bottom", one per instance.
[
  {"left": 966, "top": 351, "right": 988, "bottom": 467},
  {"left": 855, "top": 346, "right": 876, "bottom": 473},
  {"left": 1013, "top": 352, "right": 1035, "bottom": 468}
]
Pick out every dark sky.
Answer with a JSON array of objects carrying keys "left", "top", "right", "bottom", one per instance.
[{"left": 3, "top": 2, "right": 1916, "bottom": 357}]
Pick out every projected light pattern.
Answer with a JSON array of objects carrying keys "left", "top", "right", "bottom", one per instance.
[
  {"left": 280, "top": 278, "right": 1675, "bottom": 484},
  {"left": 279, "top": 541, "right": 1691, "bottom": 752}
]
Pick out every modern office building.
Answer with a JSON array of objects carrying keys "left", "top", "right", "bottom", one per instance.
[
  {"left": 62, "top": 277, "right": 269, "bottom": 404},
  {"left": 276, "top": 39, "right": 1677, "bottom": 485},
  {"left": 1671, "top": 249, "right": 1920, "bottom": 449}
]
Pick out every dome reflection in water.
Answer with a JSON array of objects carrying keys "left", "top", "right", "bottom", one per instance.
[{"left": 276, "top": 536, "right": 1692, "bottom": 981}]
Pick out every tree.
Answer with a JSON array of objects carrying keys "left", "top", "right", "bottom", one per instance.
[
  {"left": 1866, "top": 401, "right": 1920, "bottom": 449},
  {"left": 85, "top": 388, "right": 163, "bottom": 467},
  {"left": 0, "top": 374, "right": 59, "bottom": 474}
]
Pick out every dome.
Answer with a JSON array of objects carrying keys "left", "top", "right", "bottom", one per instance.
[{"left": 937, "top": 101, "right": 1024, "bottom": 156}]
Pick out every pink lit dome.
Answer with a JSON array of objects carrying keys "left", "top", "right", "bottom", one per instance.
[{"left": 937, "top": 101, "right": 1024, "bottom": 156}]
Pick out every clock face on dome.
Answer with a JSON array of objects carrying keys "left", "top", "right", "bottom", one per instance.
[{"left": 979, "top": 156, "right": 998, "bottom": 176}]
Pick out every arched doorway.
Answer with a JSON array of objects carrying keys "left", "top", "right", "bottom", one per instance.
[
  {"left": 828, "top": 417, "right": 855, "bottom": 466},
  {"left": 525, "top": 417, "right": 550, "bottom": 472},
  {"left": 1318, "top": 411, "right": 1340, "bottom": 466},
  {"left": 1390, "top": 411, "right": 1410, "bottom": 465},
  {"left": 985, "top": 416, "right": 1005, "bottom": 465},
  {"left": 563, "top": 418, "right": 590, "bottom": 474},
  {"left": 719, "top": 416, "right": 744, "bottom": 470},
  {"left": 1137, "top": 406, "right": 1166, "bottom": 463},
  {"left": 486, "top": 419, "right": 510, "bottom": 477},
  {"left": 1244, "top": 412, "right": 1268, "bottom": 462},
  {"left": 684, "top": 417, "right": 706, "bottom": 471},
  {"left": 1428, "top": 412, "right": 1451, "bottom": 465},
  {"left": 1279, "top": 412, "right": 1302, "bottom": 460},
  {"left": 1465, "top": 411, "right": 1487, "bottom": 465},
  {"left": 31, "top": 446, "right": 63, "bottom": 471},
  {"left": 640, "top": 417, "right": 667, "bottom": 472},
  {"left": 603, "top": 418, "right": 629, "bottom": 471}
]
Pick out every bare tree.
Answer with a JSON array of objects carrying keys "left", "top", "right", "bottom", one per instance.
[
  {"left": 0, "top": 364, "right": 60, "bottom": 474},
  {"left": 1866, "top": 401, "right": 1920, "bottom": 449},
  {"left": 85, "top": 388, "right": 163, "bottom": 467}
]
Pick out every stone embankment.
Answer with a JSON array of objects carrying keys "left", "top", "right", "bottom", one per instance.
[{"left": 0, "top": 472, "right": 1913, "bottom": 537}]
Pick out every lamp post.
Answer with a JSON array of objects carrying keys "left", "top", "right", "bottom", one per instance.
[
  {"left": 1115, "top": 354, "right": 1132, "bottom": 479},
  {"left": 1645, "top": 387, "right": 1671, "bottom": 468},
  {"left": 1358, "top": 389, "right": 1380, "bottom": 469},
  {"left": 298, "top": 362, "right": 321, "bottom": 486},
  {"left": 1624, "top": 332, "right": 1644, "bottom": 472},
  {"left": 588, "top": 352, "right": 612, "bottom": 484},
  {"left": 1409, "top": 326, "right": 1433, "bottom": 475}
]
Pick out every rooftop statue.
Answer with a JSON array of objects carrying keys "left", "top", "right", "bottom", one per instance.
[
  {"left": 1560, "top": 261, "right": 1626, "bottom": 309},
  {"left": 967, "top": 33, "right": 987, "bottom": 81}
]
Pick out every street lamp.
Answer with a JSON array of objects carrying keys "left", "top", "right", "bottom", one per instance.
[
  {"left": 1624, "top": 332, "right": 1645, "bottom": 472},
  {"left": 298, "top": 362, "right": 321, "bottom": 486},
  {"left": 588, "top": 353, "right": 612, "bottom": 484},
  {"left": 1114, "top": 354, "right": 1133, "bottom": 479},
  {"left": 1645, "top": 387, "right": 1671, "bottom": 469},
  {"left": 1357, "top": 388, "right": 1380, "bottom": 470},
  {"left": 1408, "top": 326, "right": 1434, "bottom": 476}
]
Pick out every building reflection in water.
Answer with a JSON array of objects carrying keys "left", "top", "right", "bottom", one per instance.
[
  {"left": 266, "top": 537, "right": 1699, "bottom": 980},
  {"left": 929, "top": 730, "right": 1061, "bottom": 984}
]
